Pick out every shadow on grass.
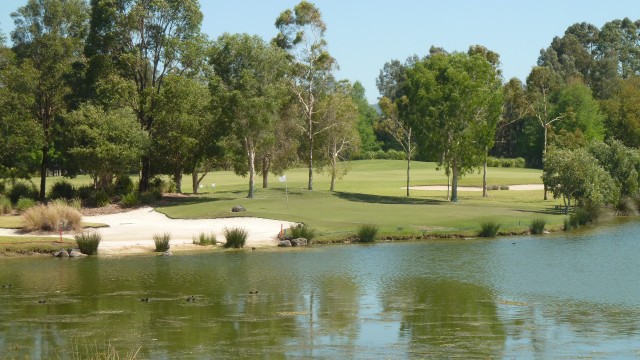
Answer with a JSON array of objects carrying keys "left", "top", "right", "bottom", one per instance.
[
  {"left": 156, "top": 195, "right": 231, "bottom": 208},
  {"left": 515, "top": 206, "right": 568, "bottom": 216},
  {"left": 334, "top": 192, "right": 444, "bottom": 205}
]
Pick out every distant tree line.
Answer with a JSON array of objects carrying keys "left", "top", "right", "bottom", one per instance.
[{"left": 1, "top": 1, "right": 640, "bottom": 208}]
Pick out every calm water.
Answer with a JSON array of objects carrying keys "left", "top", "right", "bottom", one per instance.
[{"left": 1, "top": 222, "right": 640, "bottom": 359}]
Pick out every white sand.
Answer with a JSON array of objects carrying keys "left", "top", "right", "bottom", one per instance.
[
  {"left": 407, "top": 184, "right": 544, "bottom": 191},
  {"left": 0, "top": 207, "right": 294, "bottom": 255}
]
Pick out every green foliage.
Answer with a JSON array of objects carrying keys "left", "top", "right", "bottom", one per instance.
[
  {"left": 114, "top": 175, "right": 135, "bottom": 196},
  {"left": 223, "top": 227, "right": 247, "bottom": 248},
  {"left": 614, "top": 197, "right": 636, "bottom": 216},
  {"left": 478, "top": 220, "right": 501, "bottom": 237},
  {"left": 15, "top": 197, "right": 36, "bottom": 213},
  {"left": 120, "top": 192, "right": 139, "bottom": 208},
  {"left": 357, "top": 224, "right": 379, "bottom": 243},
  {"left": 139, "top": 192, "right": 158, "bottom": 205},
  {"left": 193, "top": 232, "right": 217, "bottom": 246},
  {"left": 0, "top": 196, "right": 12, "bottom": 215},
  {"left": 529, "top": 218, "right": 547, "bottom": 235},
  {"left": 486, "top": 157, "right": 526, "bottom": 168},
  {"left": 587, "top": 140, "right": 640, "bottom": 199},
  {"left": 49, "top": 180, "right": 76, "bottom": 200},
  {"left": 93, "top": 190, "right": 111, "bottom": 207},
  {"left": 9, "top": 182, "right": 38, "bottom": 205},
  {"left": 75, "top": 230, "right": 102, "bottom": 255},
  {"left": 153, "top": 233, "right": 171, "bottom": 252},
  {"left": 356, "top": 149, "right": 407, "bottom": 160},
  {"left": 552, "top": 80, "right": 605, "bottom": 141},
  {"left": 289, "top": 224, "right": 316, "bottom": 242},
  {"left": 150, "top": 177, "right": 171, "bottom": 197},
  {"left": 401, "top": 51, "right": 503, "bottom": 201}
]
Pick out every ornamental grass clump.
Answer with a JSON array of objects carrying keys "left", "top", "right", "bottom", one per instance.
[
  {"left": 223, "top": 227, "right": 247, "bottom": 248},
  {"left": 22, "top": 202, "right": 82, "bottom": 232},
  {"left": 153, "top": 232, "right": 171, "bottom": 252},
  {"left": 75, "top": 230, "right": 102, "bottom": 255},
  {"left": 529, "top": 218, "right": 546, "bottom": 235},
  {"left": 357, "top": 224, "right": 379, "bottom": 243},
  {"left": 289, "top": 224, "right": 316, "bottom": 242},
  {"left": 0, "top": 196, "right": 11, "bottom": 215},
  {"left": 15, "top": 197, "right": 36, "bottom": 213},
  {"left": 478, "top": 220, "right": 501, "bottom": 237},
  {"left": 193, "top": 232, "right": 217, "bottom": 246},
  {"left": 614, "top": 197, "right": 635, "bottom": 216}
]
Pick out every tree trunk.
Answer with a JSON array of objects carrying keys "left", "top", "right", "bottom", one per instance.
[
  {"left": 174, "top": 171, "right": 182, "bottom": 194},
  {"left": 330, "top": 151, "right": 337, "bottom": 192},
  {"left": 262, "top": 156, "right": 270, "bottom": 189},
  {"left": 451, "top": 161, "right": 459, "bottom": 202},
  {"left": 308, "top": 133, "right": 314, "bottom": 191},
  {"left": 192, "top": 170, "right": 199, "bottom": 194},
  {"left": 482, "top": 155, "right": 488, "bottom": 198},
  {"left": 543, "top": 125, "right": 548, "bottom": 200},
  {"left": 39, "top": 145, "right": 49, "bottom": 201},
  {"left": 447, "top": 169, "right": 450, "bottom": 201},
  {"left": 247, "top": 148, "right": 255, "bottom": 199},
  {"left": 139, "top": 155, "right": 151, "bottom": 193},
  {"left": 406, "top": 155, "right": 411, "bottom": 197}
]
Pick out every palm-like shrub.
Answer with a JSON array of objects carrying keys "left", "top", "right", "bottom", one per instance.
[
  {"left": 478, "top": 220, "right": 501, "bottom": 237},
  {"left": 0, "top": 196, "right": 12, "bottom": 215},
  {"left": 529, "top": 218, "right": 546, "bottom": 235},
  {"left": 49, "top": 180, "right": 76, "bottom": 200},
  {"left": 193, "top": 232, "right": 217, "bottom": 246},
  {"left": 614, "top": 197, "right": 635, "bottom": 216},
  {"left": 75, "top": 230, "right": 102, "bottom": 255},
  {"left": 223, "top": 227, "right": 247, "bottom": 248},
  {"left": 153, "top": 233, "right": 171, "bottom": 252},
  {"left": 289, "top": 224, "right": 316, "bottom": 242},
  {"left": 357, "top": 224, "right": 379, "bottom": 243}
]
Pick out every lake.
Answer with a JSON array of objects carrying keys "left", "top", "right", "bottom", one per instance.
[{"left": 1, "top": 221, "right": 639, "bottom": 359}]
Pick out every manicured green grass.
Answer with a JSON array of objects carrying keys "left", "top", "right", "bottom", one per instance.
[
  {"left": 154, "top": 160, "right": 564, "bottom": 242},
  {"left": 0, "top": 236, "right": 75, "bottom": 255}
]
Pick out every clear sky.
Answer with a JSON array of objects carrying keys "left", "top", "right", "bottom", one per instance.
[{"left": 1, "top": 0, "right": 638, "bottom": 103}]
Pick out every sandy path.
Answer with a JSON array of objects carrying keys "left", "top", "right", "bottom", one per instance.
[
  {"left": 407, "top": 184, "right": 544, "bottom": 191},
  {"left": 0, "top": 207, "right": 294, "bottom": 255}
]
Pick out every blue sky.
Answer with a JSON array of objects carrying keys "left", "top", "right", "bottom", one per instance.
[{"left": 1, "top": 0, "right": 638, "bottom": 103}]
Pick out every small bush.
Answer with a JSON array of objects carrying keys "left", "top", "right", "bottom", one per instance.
[
  {"left": 153, "top": 233, "right": 171, "bottom": 252},
  {"left": 139, "top": 191, "right": 157, "bottom": 204},
  {"left": 223, "top": 227, "right": 247, "bottom": 248},
  {"left": 499, "top": 185, "right": 510, "bottom": 190},
  {"left": 614, "top": 197, "right": 635, "bottom": 216},
  {"left": 564, "top": 217, "right": 572, "bottom": 231},
  {"left": 478, "top": 220, "right": 501, "bottom": 237},
  {"left": 0, "top": 196, "right": 12, "bottom": 215},
  {"left": 76, "top": 185, "right": 94, "bottom": 204},
  {"left": 193, "top": 232, "right": 217, "bottom": 246},
  {"left": 530, "top": 218, "right": 546, "bottom": 235},
  {"left": 93, "top": 190, "right": 111, "bottom": 207},
  {"left": 9, "top": 182, "right": 38, "bottom": 205},
  {"left": 75, "top": 230, "right": 102, "bottom": 255},
  {"left": 487, "top": 184, "right": 499, "bottom": 191},
  {"left": 114, "top": 175, "right": 135, "bottom": 196},
  {"left": 486, "top": 157, "right": 526, "bottom": 168},
  {"left": 150, "top": 177, "right": 173, "bottom": 195},
  {"left": 289, "top": 223, "right": 317, "bottom": 242},
  {"left": 49, "top": 180, "right": 76, "bottom": 200},
  {"left": 16, "top": 197, "right": 36, "bottom": 213},
  {"left": 22, "top": 203, "right": 82, "bottom": 231},
  {"left": 0, "top": 181, "right": 6, "bottom": 195},
  {"left": 120, "top": 191, "right": 139, "bottom": 207},
  {"left": 357, "top": 224, "right": 379, "bottom": 243}
]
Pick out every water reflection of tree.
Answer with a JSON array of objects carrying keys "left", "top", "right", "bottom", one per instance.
[
  {"left": 380, "top": 277, "right": 506, "bottom": 358},
  {"left": 315, "top": 275, "right": 360, "bottom": 340}
]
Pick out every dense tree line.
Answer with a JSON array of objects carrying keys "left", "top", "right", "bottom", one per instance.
[{"left": 2, "top": 0, "right": 640, "bottom": 208}]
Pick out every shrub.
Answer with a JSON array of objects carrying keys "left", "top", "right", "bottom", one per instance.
[
  {"left": 486, "top": 157, "right": 526, "bottom": 168},
  {"left": 0, "top": 196, "right": 12, "bottom": 215},
  {"left": 289, "top": 223, "right": 316, "bottom": 242},
  {"left": 530, "top": 218, "right": 546, "bottom": 235},
  {"left": 193, "top": 232, "right": 217, "bottom": 246},
  {"left": 48, "top": 180, "right": 76, "bottom": 200},
  {"left": 150, "top": 177, "right": 173, "bottom": 195},
  {"left": 500, "top": 185, "right": 510, "bottom": 190},
  {"left": 487, "top": 184, "right": 499, "bottom": 191},
  {"left": 153, "top": 232, "right": 171, "bottom": 252},
  {"left": 0, "top": 181, "right": 5, "bottom": 195},
  {"left": 51, "top": 198, "right": 82, "bottom": 211},
  {"left": 76, "top": 185, "right": 94, "bottom": 204},
  {"left": 223, "top": 227, "right": 247, "bottom": 248},
  {"left": 75, "top": 230, "right": 102, "bottom": 255},
  {"left": 9, "top": 182, "right": 38, "bottom": 205},
  {"left": 93, "top": 190, "right": 111, "bottom": 207},
  {"left": 16, "top": 197, "right": 36, "bottom": 213},
  {"left": 614, "top": 197, "right": 636, "bottom": 216},
  {"left": 120, "top": 191, "right": 139, "bottom": 207},
  {"left": 563, "top": 217, "right": 571, "bottom": 231},
  {"left": 478, "top": 220, "right": 501, "bottom": 237},
  {"left": 139, "top": 191, "right": 157, "bottom": 204},
  {"left": 357, "top": 224, "right": 379, "bottom": 243},
  {"left": 114, "top": 175, "right": 135, "bottom": 196},
  {"left": 22, "top": 202, "right": 82, "bottom": 231}
]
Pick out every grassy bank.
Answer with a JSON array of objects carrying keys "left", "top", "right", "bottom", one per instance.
[
  {"left": 0, "top": 236, "right": 75, "bottom": 256},
  {"left": 153, "top": 160, "right": 563, "bottom": 242}
]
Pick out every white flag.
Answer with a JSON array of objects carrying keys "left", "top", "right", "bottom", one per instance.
[{"left": 278, "top": 175, "right": 286, "bottom": 182}]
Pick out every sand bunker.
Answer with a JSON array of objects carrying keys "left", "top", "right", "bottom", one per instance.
[
  {"left": 407, "top": 184, "right": 544, "bottom": 191},
  {"left": 0, "top": 207, "right": 294, "bottom": 255}
]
